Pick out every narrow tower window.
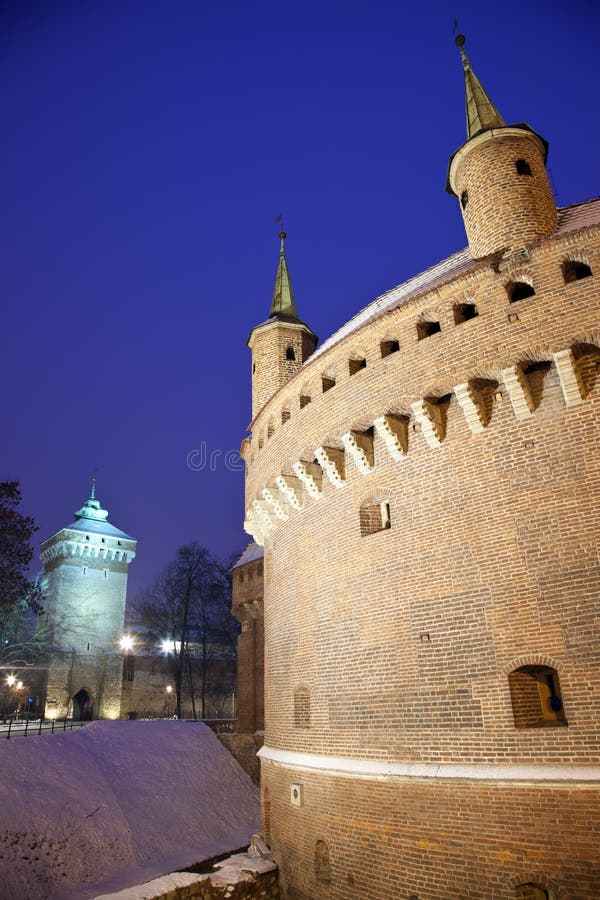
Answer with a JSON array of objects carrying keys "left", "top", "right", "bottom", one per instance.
[
  {"left": 294, "top": 686, "right": 311, "bottom": 728},
  {"left": 562, "top": 259, "right": 592, "bottom": 283},
  {"left": 515, "top": 159, "right": 532, "bottom": 176},
  {"left": 506, "top": 280, "right": 535, "bottom": 303},
  {"left": 453, "top": 302, "right": 478, "bottom": 324},
  {"left": 460, "top": 190, "right": 469, "bottom": 210},
  {"left": 286, "top": 345, "right": 296, "bottom": 361},
  {"left": 417, "top": 319, "right": 441, "bottom": 340},
  {"left": 380, "top": 339, "right": 400, "bottom": 357},
  {"left": 349, "top": 357, "right": 367, "bottom": 376}
]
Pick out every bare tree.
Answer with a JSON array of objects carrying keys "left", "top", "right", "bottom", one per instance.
[{"left": 134, "top": 544, "right": 236, "bottom": 719}]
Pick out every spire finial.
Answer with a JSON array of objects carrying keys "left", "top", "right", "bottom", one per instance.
[
  {"left": 455, "top": 32, "right": 505, "bottom": 138},
  {"left": 90, "top": 473, "right": 96, "bottom": 500},
  {"left": 279, "top": 231, "right": 287, "bottom": 255}
]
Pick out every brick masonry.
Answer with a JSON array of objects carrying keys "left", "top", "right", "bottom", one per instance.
[{"left": 240, "top": 75, "right": 600, "bottom": 900}]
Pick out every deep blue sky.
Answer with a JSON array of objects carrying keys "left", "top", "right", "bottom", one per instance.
[{"left": 2, "top": 0, "right": 599, "bottom": 598}]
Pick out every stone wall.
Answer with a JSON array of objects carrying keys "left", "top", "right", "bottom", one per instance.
[{"left": 93, "top": 850, "right": 278, "bottom": 900}]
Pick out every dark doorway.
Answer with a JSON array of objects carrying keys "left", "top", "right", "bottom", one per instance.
[{"left": 72, "top": 689, "right": 93, "bottom": 721}]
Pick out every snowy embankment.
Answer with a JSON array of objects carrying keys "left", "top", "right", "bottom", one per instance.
[{"left": 0, "top": 720, "right": 260, "bottom": 900}]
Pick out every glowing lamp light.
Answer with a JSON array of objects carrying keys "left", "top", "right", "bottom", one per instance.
[
  {"left": 16, "top": 681, "right": 23, "bottom": 690},
  {"left": 119, "top": 635, "right": 135, "bottom": 652},
  {"left": 166, "top": 685, "right": 173, "bottom": 694},
  {"left": 6, "top": 675, "right": 16, "bottom": 687},
  {"left": 161, "top": 638, "right": 173, "bottom": 654}
]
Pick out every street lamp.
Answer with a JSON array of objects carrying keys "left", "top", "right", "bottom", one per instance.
[
  {"left": 119, "top": 635, "right": 135, "bottom": 653},
  {"left": 6, "top": 674, "right": 16, "bottom": 687},
  {"left": 165, "top": 684, "right": 173, "bottom": 717}
]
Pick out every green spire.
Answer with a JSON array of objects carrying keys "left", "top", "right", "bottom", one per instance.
[
  {"left": 75, "top": 476, "right": 109, "bottom": 522},
  {"left": 455, "top": 34, "right": 505, "bottom": 139},
  {"left": 269, "top": 231, "right": 300, "bottom": 320}
]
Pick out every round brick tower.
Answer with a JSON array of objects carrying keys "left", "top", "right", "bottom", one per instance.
[
  {"left": 242, "top": 36, "right": 600, "bottom": 900},
  {"left": 446, "top": 35, "right": 557, "bottom": 259},
  {"left": 248, "top": 232, "right": 317, "bottom": 421}
]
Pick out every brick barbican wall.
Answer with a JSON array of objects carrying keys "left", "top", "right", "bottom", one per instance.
[
  {"left": 233, "top": 556, "right": 265, "bottom": 735},
  {"left": 243, "top": 218, "right": 600, "bottom": 897}
]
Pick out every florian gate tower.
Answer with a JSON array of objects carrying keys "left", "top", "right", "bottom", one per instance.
[
  {"left": 40, "top": 481, "right": 136, "bottom": 720},
  {"left": 242, "top": 36, "right": 600, "bottom": 899}
]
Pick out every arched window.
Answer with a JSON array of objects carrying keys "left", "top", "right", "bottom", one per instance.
[
  {"left": 508, "top": 665, "right": 567, "bottom": 728},
  {"left": 516, "top": 159, "right": 532, "bottom": 176},
  {"left": 315, "top": 839, "right": 332, "bottom": 883},
  {"left": 562, "top": 259, "right": 592, "bottom": 283},
  {"left": 514, "top": 883, "right": 549, "bottom": 899},
  {"left": 360, "top": 500, "right": 391, "bottom": 536},
  {"left": 286, "top": 345, "right": 296, "bottom": 361},
  {"left": 506, "top": 280, "right": 535, "bottom": 303},
  {"left": 294, "top": 686, "right": 311, "bottom": 728}
]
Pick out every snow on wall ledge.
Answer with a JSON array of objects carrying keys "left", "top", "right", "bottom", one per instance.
[
  {"left": 92, "top": 850, "right": 279, "bottom": 899},
  {"left": 0, "top": 720, "right": 260, "bottom": 900}
]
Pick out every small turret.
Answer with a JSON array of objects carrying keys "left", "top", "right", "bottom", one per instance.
[
  {"left": 248, "top": 232, "right": 317, "bottom": 419},
  {"left": 447, "top": 35, "right": 557, "bottom": 259}
]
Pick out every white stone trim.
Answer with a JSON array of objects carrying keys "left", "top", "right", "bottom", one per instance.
[
  {"left": 454, "top": 381, "right": 488, "bottom": 433},
  {"left": 553, "top": 349, "right": 585, "bottom": 406},
  {"left": 292, "top": 461, "right": 322, "bottom": 499},
  {"left": 341, "top": 432, "right": 373, "bottom": 474},
  {"left": 314, "top": 446, "right": 345, "bottom": 488},
  {"left": 501, "top": 364, "right": 535, "bottom": 419},
  {"left": 411, "top": 398, "right": 446, "bottom": 447},
  {"left": 275, "top": 474, "right": 303, "bottom": 510},
  {"left": 258, "top": 745, "right": 600, "bottom": 784},
  {"left": 262, "top": 487, "right": 288, "bottom": 521}
]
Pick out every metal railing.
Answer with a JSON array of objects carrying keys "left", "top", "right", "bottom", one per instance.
[{"left": 1, "top": 716, "right": 90, "bottom": 739}]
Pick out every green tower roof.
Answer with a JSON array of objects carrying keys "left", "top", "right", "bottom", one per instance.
[
  {"left": 455, "top": 34, "right": 505, "bottom": 138},
  {"left": 269, "top": 231, "right": 300, "bottom": 320}
]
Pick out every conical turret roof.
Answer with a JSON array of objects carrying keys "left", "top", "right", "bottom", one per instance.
[
  {"left": 269, "top": 231, "right": 300, "bottom": 320},
  {"left": 455, "top": 34, "right": 505, "bottom": 138}
]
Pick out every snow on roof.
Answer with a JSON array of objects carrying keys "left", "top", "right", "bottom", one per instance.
[
  {"left": 311, "top": 197, "right": 600, "bottom": 362},
  {"left": 231, "top": 542, "right": 264, "bottom": 570},
  {"left": 0, "top": 720, "right": 260, "bottom": 900},
  {"left": 65, "top": 517, "right": 134, "bottom": 540}
]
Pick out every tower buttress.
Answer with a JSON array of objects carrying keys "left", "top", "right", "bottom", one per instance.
[
  {"left": 248, "top": 232, "right": 317, "bottom": 419},
  {"left": 446, "top": 35, "right": 557, "bottom": 259}
]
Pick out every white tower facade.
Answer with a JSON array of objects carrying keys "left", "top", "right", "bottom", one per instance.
[{"left": 40, "top": 481, "right": 136, "bottom": 719}]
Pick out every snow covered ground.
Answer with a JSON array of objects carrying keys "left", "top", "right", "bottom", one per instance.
[{"left": 0, "top": 720, "right": 260, "bottom": 899}]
